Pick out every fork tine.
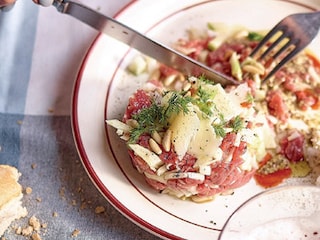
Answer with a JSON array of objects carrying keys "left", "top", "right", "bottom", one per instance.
[
  {"left": 250, "top": 23, "right": 288, "bottom": 57},
  {"left": 250, "top": 26, "right": 280, "bottom": 57},
  {"left": 258, "top": 30, "right": 290, "bottom": 60},
  {"left": 271, "top": 37, "right": 299, "bottom": 60},
  {"left": 262, "top": 45, "right": 304, "bottom": 82}
]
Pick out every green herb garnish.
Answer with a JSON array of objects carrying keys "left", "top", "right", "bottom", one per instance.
[
  {"left": 163, "top": 91, "right": 191, "bottom": 119},
  {"left": 247, "top": 32, "right": 264, "bottom": 41},
  {"left": 129, "top": 91, "right": 191, "bottom": 143},
  {"left": 212, "top": 114, "right": 226, "bottom": 138},
  {"left": 231, "top": 115, "right": 244, "bottom": 133},
  {"left": 213, "top": 123, "right": 226, "bottom": 138},
  {"left": 246, "top": 92, "right": 254, "bottom": 104}
]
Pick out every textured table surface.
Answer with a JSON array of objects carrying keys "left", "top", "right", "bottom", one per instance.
[{"left": 0, "top": 1, "right": 161, "bottom": 239}]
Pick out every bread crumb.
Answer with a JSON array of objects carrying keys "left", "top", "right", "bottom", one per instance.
[
  {"left": 41, "top": 223, "right": 47, "bottom": 229},
  {"left": 21, "top": 226, "right": 33, "bottom": 236},
  {"left": 95, "top": 206, "right": 105, "bottom": 214},
  {"left": 71, "top": 229, "right": 80, "bottom": 237},
  {"left": 31, "top": 232, "right": 42, "bottom": 240},
  {"left": 71, "top": 199, "right": 77, "bottom": 206},
  {"left": 15, "top": 226, "right": 22, "bottom": 235},
  {"left": 29, "top": 216, "right": 41, "bottom": 232},
  {"left": 31, "top": 163, "right": 37, "bottom": 169},
  {"left": 25, "top": 187, "right": 32, "bottom": 195},
  {"left": 80, "top": 202, "right": 87, "bottom": 210},
  {"left": 36, "top": 197, "right": 42, "bottom": 202},
  {"left": 52, "top": 212, "right": 58, "bottom": 217},
  {"left": 59, "top": 187, "right": 65, "bottom": 199}
]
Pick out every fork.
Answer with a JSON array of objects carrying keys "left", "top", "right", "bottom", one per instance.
[{"left": 250, "top": 11, "right": 320, "bottom": 82}]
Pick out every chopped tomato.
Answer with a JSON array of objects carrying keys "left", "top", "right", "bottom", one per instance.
[
  {"left": 159, "top": 64, "right": 179, "bottom": 77},
  {"left": 280, "top": 131, "right": 304, "bottom": 162},
  {"left": 254, "top": 168, "right": 292, "bottom": 188},
  {"left": 295, "top": 89, "right": 319, "bottom": 111},
  {"left": 255, "top": 152, "right": 292, "bottom": 188},
  {"left": 266, "top": 90, "right": 289, "bottom": 122},
  {"left": 240, "top": 101, "right": 253, "bottom": 108}
]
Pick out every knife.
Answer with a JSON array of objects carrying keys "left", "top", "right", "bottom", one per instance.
[{"left": 35, "top": 0, "right": 238, "bottom": 86}]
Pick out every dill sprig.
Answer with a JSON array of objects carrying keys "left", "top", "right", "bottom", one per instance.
[
  {"left": 129, "top": 91, "right": 191, "bottom": 143},
  {"left": 163, "top": 91, "right": 191, "bottom": 119},
  {"left": 212, "top": 114, "right": 226, "bottom": 138},
  {"left": 231, "top": 115, "right": 244, "bottom": 132}
]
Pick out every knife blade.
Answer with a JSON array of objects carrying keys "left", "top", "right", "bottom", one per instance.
[{"left": 39, "top": 0, "right": 238, "bottom": 86}]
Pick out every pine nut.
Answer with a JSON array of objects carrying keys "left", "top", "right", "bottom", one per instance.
[
  {"left": 149, "top": 138, "right": 162, "bottom": 155},
  {"left": 162, "top": 129, "right": 172, "bottom": 152},
  {"left": 151, "top": 131, "right": 162, "bottom": 144},
  {"left": 242, "top": 65, "right": 265, "bottom": 75},
  {"left": 183, "top": 82, "right": 192, "bottom": 92},
  {"left": 191, "top": 195, "right": 215, "bottom": 203},
  {"left": 126, "top": 119, "right": 139, "bottom": 128},
  {"left": 164, "top": 75, "right": 176, "bottom": 86},
  {"left": 150, "top": 69, "right": 161, "bottom": 81}
]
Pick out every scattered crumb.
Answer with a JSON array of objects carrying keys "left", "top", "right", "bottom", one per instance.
[
  {"left": 29, "top": 216, "right": 41, "bottom": 232},
  {"left": 36, "top": 197, "right": 42, "bottom": 202},
  {"left": 47, "top": 108, "right": 54, "bottom": 113},
  {"left": 15, "top": 226, "right": 22, "bottom": 235},
  {"left": 80, "top": 201, "right": 87, "bottom": 210},
  {"left": 21, "top": 226, "right": 33, "bottom": 236},
  {"left": 31, "top": 163, "right": 37, "bottom": 169},
  {"left": 16, "top": 120, "right": 23, "bottom": 125},
  {"left": 31, "top": 232, "right": 41, "bottom": 240},
  {"left": 52, "top": 212, "right": 58, "bottom": 217},
  {"left": 71, "top": 229, "right": 80, "bottom": 237},
  {"left": 15, "top": 215, "right": 46, "bottom": 239},
  {"left": 95, "top": 206, "right": 105, "bottom": 214},
  {"left": 25, "top": 187, "right": 32, "bottom": 195},
  {"left": 59, "top": 187, "right": 65, "bottom": 199},
  {"left": 71, "top": 199, "right": 77, "bottom": 206}
]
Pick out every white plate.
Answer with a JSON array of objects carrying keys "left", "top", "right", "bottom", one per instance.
[
  {"left": 71, "top": 0, "right": 320, "bottom": 239},
  {"left": 219, "top": 185, "right": 320, "bottom": 240}
]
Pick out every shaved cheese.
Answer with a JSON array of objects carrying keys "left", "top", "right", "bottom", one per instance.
[
  {"left": 156, "top": 165, "right": 168, "bottom": 176},
  {"left": 144, "top": 172, "right": 167, "bottom": 184},
  {"left": 106, "top": 119, "right": 132, "bottom": 133},
  {"left": 203, "top": 84, "right": 242, "bottom": 121},
  {"left": 239, "top": 150, "right": 258, "bottom": 171},
  {"left": 199, "top": 165, "right": 212, "bottom": 175},
  {"left": 169, "top": 104, "right": 200, "bottom": 159},
  {"left": 189, "top": 116, "right": 222, "bottom": 167},
  {"left": 164, "top": 172, "right": 205, "bottom": 181},
  {"left": 128, "top": 144, "right": 163, "bottom": 171}
]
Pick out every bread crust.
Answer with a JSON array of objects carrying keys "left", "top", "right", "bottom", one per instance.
[
  {"left": 0, "top": 165, "right": 22, "bottom": 209},
  {"left": 0, "top": 165, "right": 27, "bottom": 236}
]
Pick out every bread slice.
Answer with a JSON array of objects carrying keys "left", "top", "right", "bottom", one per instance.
[{"left": 0, "top": 165, "right": 27, "bottom": 236}]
